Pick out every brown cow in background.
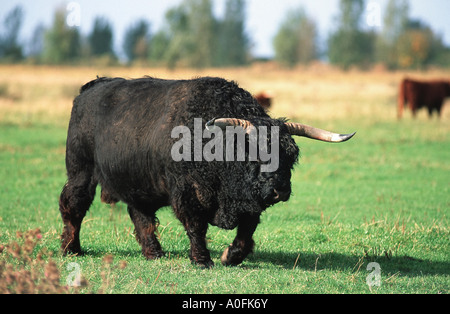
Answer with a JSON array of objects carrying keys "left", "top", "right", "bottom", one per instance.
[
  {"left": 398, "top": 78, "right": 450, "bottom": 119},
  {"left": 254, "top": 91, "right": 273, "bottom": 110}
]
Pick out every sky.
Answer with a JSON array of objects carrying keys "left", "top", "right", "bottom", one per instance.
[{"left": 1, "top": 0, "right": 449, "bottom": 58}]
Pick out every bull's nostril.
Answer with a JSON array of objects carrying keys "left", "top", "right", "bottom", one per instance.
[
  {"left": 273, "top": 190, "right": 280, "bottom": 201},
  {"left": 265, "top": 189, "right": 290, "bottom": 205},
  {"left": 273, "top": 189, "right": 290, "bottom": 202}
]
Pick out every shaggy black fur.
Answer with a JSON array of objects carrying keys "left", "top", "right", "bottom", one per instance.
[{"left": 59, "top": 76, "right": 299, "bottom": 267}]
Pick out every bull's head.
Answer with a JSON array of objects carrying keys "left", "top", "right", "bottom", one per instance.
[{"left": 206, "top": 118, "right": 355, "bottom": 207}]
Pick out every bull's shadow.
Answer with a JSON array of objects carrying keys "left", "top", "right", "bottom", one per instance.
[
  {"left": 79, "top": 246, "right": 450, "bottom": 278},
  {"left": 241, "top": 250, "right": 450, "bottom": 278}
]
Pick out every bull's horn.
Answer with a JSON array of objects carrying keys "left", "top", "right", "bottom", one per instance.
[
  {"left": 206, "top": 118, "right": 356, "bottom": 143},
  {"left": 205, "top": 118, "right": 254, "bottom": 132},
  {"left": 285, "top": 122, "right": 356, "bottom": 143}
]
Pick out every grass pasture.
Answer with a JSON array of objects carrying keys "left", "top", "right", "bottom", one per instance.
[{"left": 0, "top": 64, "right": 449, "bottom": 294}]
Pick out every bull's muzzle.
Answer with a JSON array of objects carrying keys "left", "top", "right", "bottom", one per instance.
[{"left": 272, "top": 189, "right": 290, "bottom": 202}]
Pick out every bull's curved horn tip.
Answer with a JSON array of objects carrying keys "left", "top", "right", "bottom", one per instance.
[{"left": 334, "top": 131, "right": 356, "bottom": 142}]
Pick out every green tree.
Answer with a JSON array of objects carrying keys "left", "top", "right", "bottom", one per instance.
[
  {"left": 123, "top": 20, "right": 150, "bottom": 63},
  {"left": 28, "top": 23, "right": 45, "bottom": 61},
  {"left": 216, "top": 0, "right": 249, "bottom": 66},
  {"left": 375, "top": 0, "right": 409, "bottom": 68},
  {"left": 381, "top": 0, "right": 409, "bottom": 44},
  {"left": 43, "top": 8, "right": 81, "bottom": 64},
  {"left": 150, "top": 0, "right": 250, "bottom": 68},
  {"left": 159, "top": 4, "right": 191, "bottom": 68},
  {"left": 154, "top": 0, "right": 217, "bottom": 68},
  {"left": 327, "top": 0, "right": 375, "bottom": 69},
  {"left": 376, "top": 1, "right": 448, "bottom": 69},
  {"left": 89, "top": 17, "right": 114, "bottom": 57},
  {"left": 396, "top": 20, "right": 445, "bottom": 69},
  {"left": 273, "top": 8, "right": 318, "bottom": 67},
  {"left": 185, "top": 0, "right": 216, "bottom": 68},
  {"left": 0, "top": 5, "right": 24, "bottom": 62},
  {"left": 148, "top": 30, "right": 170, "bottom": 65}
]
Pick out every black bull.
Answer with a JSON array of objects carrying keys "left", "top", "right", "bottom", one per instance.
[{"left": 59, "top": 76, "right": 355, "bottom": 267}]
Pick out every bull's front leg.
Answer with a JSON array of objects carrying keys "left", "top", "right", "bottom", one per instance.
[
  {"left": 185, "top": 219, "right": 214, "bottom": 268},
  {"left": 221, "top": 214, "right": 260, "bottom": 266},
  {"left": 173, "top": 205, "right": 213, "bottom": 268}
]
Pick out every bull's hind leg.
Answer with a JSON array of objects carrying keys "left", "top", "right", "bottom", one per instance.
[
  {"left": 128, "top": 206, "right": 165, "bottom": 260},
  {"left": 59, "top": 169, "right": 96, "bottom": 255},
  {"left": 221, "top": 214, "right": 260, "bottom": 266}
]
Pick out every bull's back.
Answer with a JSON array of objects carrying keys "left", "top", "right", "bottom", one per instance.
[{"left": 72, "top": 77, "right": 182, "bottom": 154}]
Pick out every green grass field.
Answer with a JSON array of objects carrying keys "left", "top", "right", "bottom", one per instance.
[{"left": 0, "top": 65, "right": 449, "bottom": 294}]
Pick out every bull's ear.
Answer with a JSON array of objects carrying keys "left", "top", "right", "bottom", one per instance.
[{"left": 285, "top": 122, "right": 356, "bottom": 143}]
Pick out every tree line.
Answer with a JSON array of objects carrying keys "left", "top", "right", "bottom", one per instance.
[
  {"left": 0, "top": 0, "right": 249, "bottom": 68},
  {"left": 274, "top": 0, "right": 450, "bottom": 69},
  {"left": 0, "top": 0, "right": 449, "bottom": 70}
]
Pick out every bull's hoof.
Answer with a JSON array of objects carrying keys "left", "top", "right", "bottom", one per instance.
[
  {"left": 61, "top": 237, "right": 81, "bottom": 256},
  {"left": 221, "top": 247, "right": 230, "bottom": 265},
  {"left": 61, "top": 246, "right": 82, "bottom": 256},
  {"left": 221, "top": 243, "right": 252, "bottom": 266},
  {"left": 191, "top": 258, "right": 214, "bottom": 269},
  {"left": 143, "top": 250, "right": 165, "bottom": 260},
  {"left": 221, "top": 245, "right": 244, "bottom": 266}
]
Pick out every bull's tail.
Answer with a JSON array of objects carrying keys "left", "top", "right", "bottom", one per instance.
[{"left": 397, "top": 79, "right": 407, "bottom": 119}]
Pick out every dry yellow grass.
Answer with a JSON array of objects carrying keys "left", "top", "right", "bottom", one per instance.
[{"left": 1, "top": 64, "right": 449, "bottom": 127}]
